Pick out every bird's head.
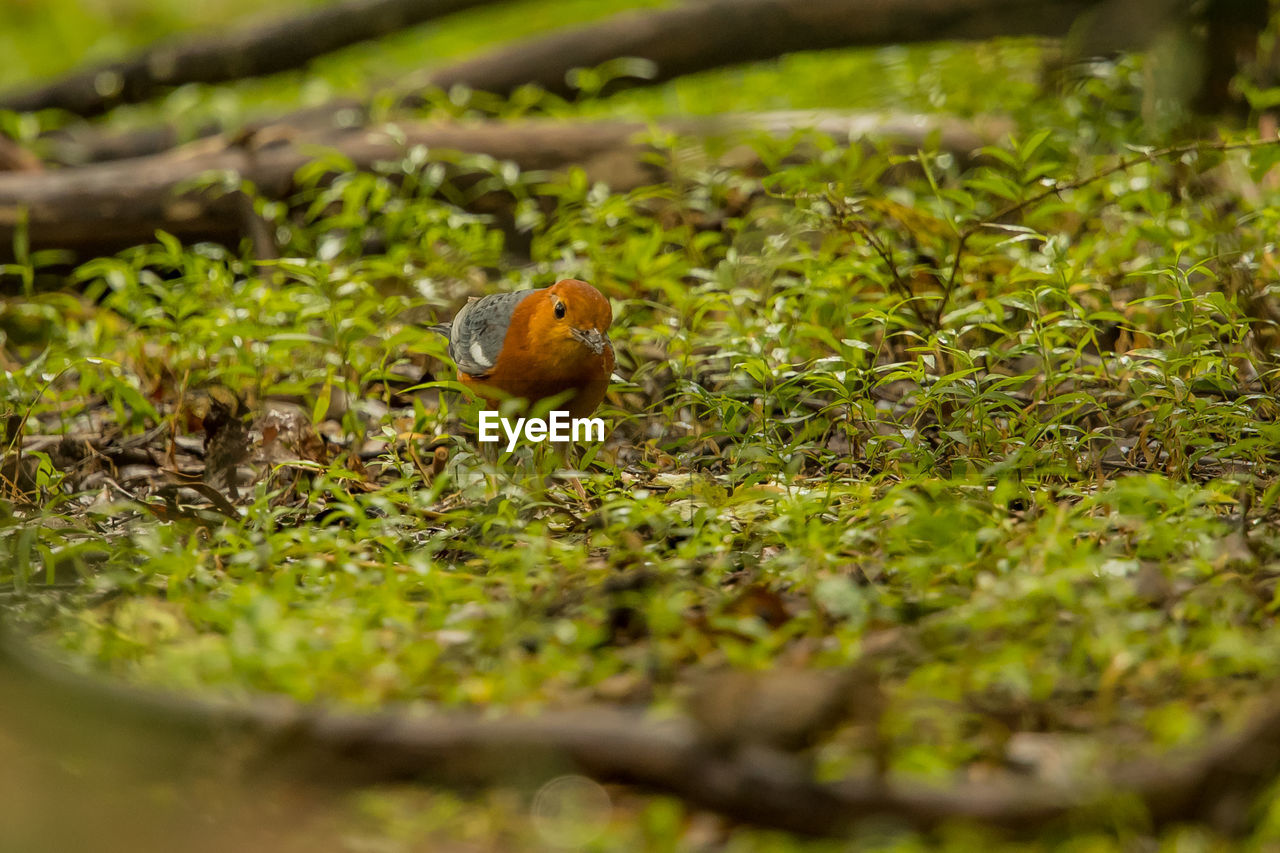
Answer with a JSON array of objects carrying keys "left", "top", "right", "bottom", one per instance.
[{"left": 538, "top": 279, "right": 613, "bottom": 357}]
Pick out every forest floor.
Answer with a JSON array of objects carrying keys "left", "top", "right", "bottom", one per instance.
[{"left": 4, "top": 1, "right": 1280, "bottom": 850}]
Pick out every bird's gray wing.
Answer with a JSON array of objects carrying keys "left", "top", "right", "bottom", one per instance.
[{"left": 444, "top": 289, "right": 535, "bottom": 378}]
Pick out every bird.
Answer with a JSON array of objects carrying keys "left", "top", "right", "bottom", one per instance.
[{"left": 431, "top": 279, "right": 614, "bottom": 420}]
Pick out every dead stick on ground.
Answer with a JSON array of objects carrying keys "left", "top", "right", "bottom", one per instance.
[{"left": 0, "top": 112, "right": 1013, "bottom": 262}]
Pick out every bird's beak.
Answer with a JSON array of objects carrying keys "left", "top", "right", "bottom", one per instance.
[{"left": 570, "top": 327, "right": 609, "bottom": 355}]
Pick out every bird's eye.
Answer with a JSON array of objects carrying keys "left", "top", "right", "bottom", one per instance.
[{"left": 554, "top": 301, "right": 566, "bottom": 320}]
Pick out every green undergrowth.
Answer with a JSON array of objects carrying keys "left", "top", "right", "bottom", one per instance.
[{"left": 4, "top": 2, "right": 1280, "bottom": 851}]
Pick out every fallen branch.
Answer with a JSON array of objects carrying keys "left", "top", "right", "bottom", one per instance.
[
  {"left": 48, "top": 0, "right": 1101, "bottom": 164},
  {"left": 418, "top": 0, "right": 1096, "bottom": 100},
  {"left": 4, "top": 623, "right": 1280, "bottom": 838},
  {"left": 0, "top": 0, "right": 501, "bottom": 118},
  {"left": 0, "top": 112, "right": 1013, "bottom": 261}
]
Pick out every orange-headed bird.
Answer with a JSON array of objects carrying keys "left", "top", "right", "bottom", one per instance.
[{"left": 433, "top": 279, "right": 614, "bottom": 419}]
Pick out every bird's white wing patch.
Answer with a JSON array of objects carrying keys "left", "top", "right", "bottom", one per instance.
[{"left": 469, "top": 337, "right": 493, "bottom": 369}]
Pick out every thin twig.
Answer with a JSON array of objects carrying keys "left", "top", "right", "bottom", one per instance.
[{"left": 932, "top": 134, "right": 1280, "bottom": 326}]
